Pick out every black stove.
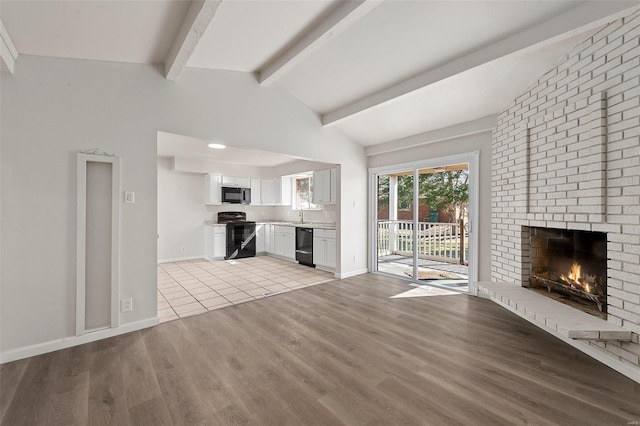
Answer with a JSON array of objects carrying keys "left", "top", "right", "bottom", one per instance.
[
  {"left": 217, "top": 211, "right": 254, "bottom": 225},
  {"left": 217, "top": 212, "right": 256, "bottom": 260}
]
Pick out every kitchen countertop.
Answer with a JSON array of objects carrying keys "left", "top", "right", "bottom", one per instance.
[
  {"left": 205, "top": 220, "right": 335, "bottom": 230},
  {"left": 260, "top": 222, "right": 336, "bottom": 230},
  {"left": 204, "top": 221, "right": 226, "bottom": 227}
]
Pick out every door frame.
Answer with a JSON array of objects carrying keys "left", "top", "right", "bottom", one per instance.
[
  {"left": 76, "top": 152, "right": 121, "bottom": 335},
  {"left": 368, "top": 151, "right": 479, "bottom": 295}
]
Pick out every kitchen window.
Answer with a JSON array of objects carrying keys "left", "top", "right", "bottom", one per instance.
[{"left": 294, "top": 177, "right": 319, "bottom": 210}]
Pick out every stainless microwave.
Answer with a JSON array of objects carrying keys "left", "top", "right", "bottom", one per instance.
[{"left": 221, "top": 186, "right": 251, "bottom": 204}]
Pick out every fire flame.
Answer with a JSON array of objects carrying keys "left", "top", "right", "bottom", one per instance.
[
  {"left": 559, "top": 262, "right": 593, "bottom": 293},
  {"left": 568, "top": 262, "right": 581, "bottom": 282}
]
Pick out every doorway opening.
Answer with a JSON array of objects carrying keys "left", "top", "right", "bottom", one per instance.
[{"left": 369, "top": 153, "right": 478, "bottom": 294}]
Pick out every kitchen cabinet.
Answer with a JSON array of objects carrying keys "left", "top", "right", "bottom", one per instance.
[
  {"left": 205, "top": 173, "right": 222, "bottom": 205},
  {"left": 205, "top": 226, "right": 226, "bottom": 260},
  {"left": 274, "top": 225, "right": 295, "bottom": 259},
  {"left": 313, "top": 228, "right": 336, "bottom": 271},
  {"left": 260, "top": 177, "right": 292, "bottom": 206},
  {"left": 260, "top": 179, "right": 275, "bottom": 205},
  {"left": 222, "top": 175, "right": 250, "bottom": 188},
  {"left": 250, "top": 178, "right": 261, "bottom": 205},
  {"left": 312, "top": 168, "right": 336, "bottom": 205},
  {"left": 277, "top": 177, "right": 292, "bottom": 206},
  {"left": 255, "top": 223, "right": 265, "bottom": 253},
  {"left": 264, "top": 224, "right": 275, "bottom": 254}
]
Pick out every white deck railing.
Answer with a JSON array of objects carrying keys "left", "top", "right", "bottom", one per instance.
[{"left": 377, "top": 220, "right": 468, "bottom": 264}]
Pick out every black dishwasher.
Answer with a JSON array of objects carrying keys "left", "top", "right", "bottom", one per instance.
[{"left": 295, "top": 227, "right": 315, "bottom": 267}]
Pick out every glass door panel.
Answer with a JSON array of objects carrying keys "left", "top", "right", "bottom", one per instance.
[
  {"left": 376, "top": 170, "right": 416, "bottom": 279},
  {"left": 415, "top": 164, "right": 469, "bottom": 291}
]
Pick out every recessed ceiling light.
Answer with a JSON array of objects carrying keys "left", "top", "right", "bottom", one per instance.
[{"left": 207, "top": 143, "right": 226, "bottom": 149}]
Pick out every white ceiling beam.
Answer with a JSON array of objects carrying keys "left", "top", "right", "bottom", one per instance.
[
  {"left": 1, "top": 19, "right": 19, "bottom": 74},
  {"left": 258, "top": 0, "right": 382, "bottom": 86},
  {"left": 164, "top": 0, "right": 222, "bottom": 81},
  {"left": 366, "top": 115, "right": 498, "bottom": 157},
  {"left": 323, "top": 1, "right": 640, "bottom": 126}
]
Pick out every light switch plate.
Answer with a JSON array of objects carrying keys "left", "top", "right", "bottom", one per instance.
[{"left": 124, "top": 191, "right": 135, "bottom": 204}]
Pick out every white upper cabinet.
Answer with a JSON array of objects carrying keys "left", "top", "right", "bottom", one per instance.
[
  {"left": 260, "top": 178, "right": 276, "bottom": 205},
  {"left": 222, "top": 176, "right": 250, "bottom": 188},
  {"left": 278, "top": 177, "right": 292, "bottom": 206},
  {"left": 205, "top": 173, "right": 222, "bottom": 205},
  {"left": 250, "top": 178, "right": 261, "bottom": 205},
  {"left": 313, "top": 168, "right": 336, "bottom": 205},
  {"left": 260, "top": 177, "right": 291, "bottom": 206}
]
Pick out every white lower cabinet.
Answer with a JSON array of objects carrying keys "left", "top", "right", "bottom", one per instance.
[
  {"left": 273, "top": 226, "right": 295, "bottom": 260},
  {"left": 313, "top": 228, "right": 336, "bottom": 270},
  {"left": 205, "top": 226, "right": 226, "bottom": 260},
  {"left": 263, "top": 224, "right": 275, "bottom": 254}
]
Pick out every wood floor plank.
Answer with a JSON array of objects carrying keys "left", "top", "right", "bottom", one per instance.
[
  {"left": 116, "top": 331, "right": 164, "bottom": 411},
  {"left": 128, "top": 396, "right": 174, "bottom": 426},
  {"left": 2, "top": 273, "right": 639, "bottom": 425},
  {"left": 142, "top": 322, "right": 214, "bottom": 425},
  {"left": 1, "top": 352, "right": 58, "bottom": 425},
  {"left": 42, "top": 345, "right": 91, "bottom": 425},
  {"left": 87, "top": 346, "right": 130, "bottom": 426},
  {"left": 0, "top": 358, "right": 29, "bottom": 423}
]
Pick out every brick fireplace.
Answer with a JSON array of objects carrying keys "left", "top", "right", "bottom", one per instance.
[
  {"left": 525, "top": 226, "right": 607, "bottom": 317},
  {"left": 491, "top": 9, "right": 640, "bottom": 377}
]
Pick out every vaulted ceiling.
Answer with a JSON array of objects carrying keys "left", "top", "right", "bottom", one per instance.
[{"left": 2, "top": 0, "right": 638, "bottom": 151}]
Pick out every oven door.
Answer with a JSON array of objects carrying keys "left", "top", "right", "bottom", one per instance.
[{"left": 225, "top": 223, "right": 256, "bottom": 259}]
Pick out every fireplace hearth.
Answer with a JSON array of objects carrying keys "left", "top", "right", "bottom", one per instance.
[{"left": 527, "top": 227, "right": 607, "bottom": 317}]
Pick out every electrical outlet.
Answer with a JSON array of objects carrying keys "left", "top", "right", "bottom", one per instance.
[
  {"left": 120, "top": 298, "right": 133, "bottom": 312},
  {"left": 353, "top": 255, "right": 357, "bottom": 263},
  {"left": 180, "top": 246, "right": 186, "bottom": 253}
]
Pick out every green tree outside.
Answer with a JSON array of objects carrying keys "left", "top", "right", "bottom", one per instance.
[{"left": 377, "top": 169, "right": 469, "bottom": 223}]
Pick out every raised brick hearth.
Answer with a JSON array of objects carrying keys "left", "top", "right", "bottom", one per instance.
[{"left": 491, "top": 9, "right": 640, "bottom": 379}]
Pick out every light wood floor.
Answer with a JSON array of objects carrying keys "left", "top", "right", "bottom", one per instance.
[{"left": 2, "top": 274, "right": 639, "bottom": 425}]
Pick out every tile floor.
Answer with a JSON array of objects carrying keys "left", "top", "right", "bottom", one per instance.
[{"left": 157, "top": 256, "right": 335, "bottom": 323}]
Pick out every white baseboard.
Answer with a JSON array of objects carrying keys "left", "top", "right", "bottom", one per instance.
[
  {"left": 0, "top": 317, "right": 159, "bottom": 364},
  {"left": 158, "top": 255, "right": 204, "bottom": 264},
  {"left": 336, "top": 268, "right": 368, "bottom": 279}
]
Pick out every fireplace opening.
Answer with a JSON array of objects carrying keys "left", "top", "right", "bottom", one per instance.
[{"left": 527, "top": 227, "right": 607, "bottom": 319}]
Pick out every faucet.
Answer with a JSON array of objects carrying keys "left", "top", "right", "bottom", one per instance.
[{"left": 299, "top": 209, "right": 304, "bottom": 224}]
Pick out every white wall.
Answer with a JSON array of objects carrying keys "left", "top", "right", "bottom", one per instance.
[
  {"left": 157, "top": 157, "right": 210, "bottom": 261},
  {"left": 1, "top": 56, "right": 367, "bottom": 359},
  {"left": 367, "top": 131, "right": 493, "bottom": 282}
]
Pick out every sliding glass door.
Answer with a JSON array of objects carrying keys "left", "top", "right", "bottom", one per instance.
[
  {"left": 370, "top": 155, "right": 476, "bottom": 293},
  {"left": 376, "top": 170, "right": 416, "bottom": 280}
]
